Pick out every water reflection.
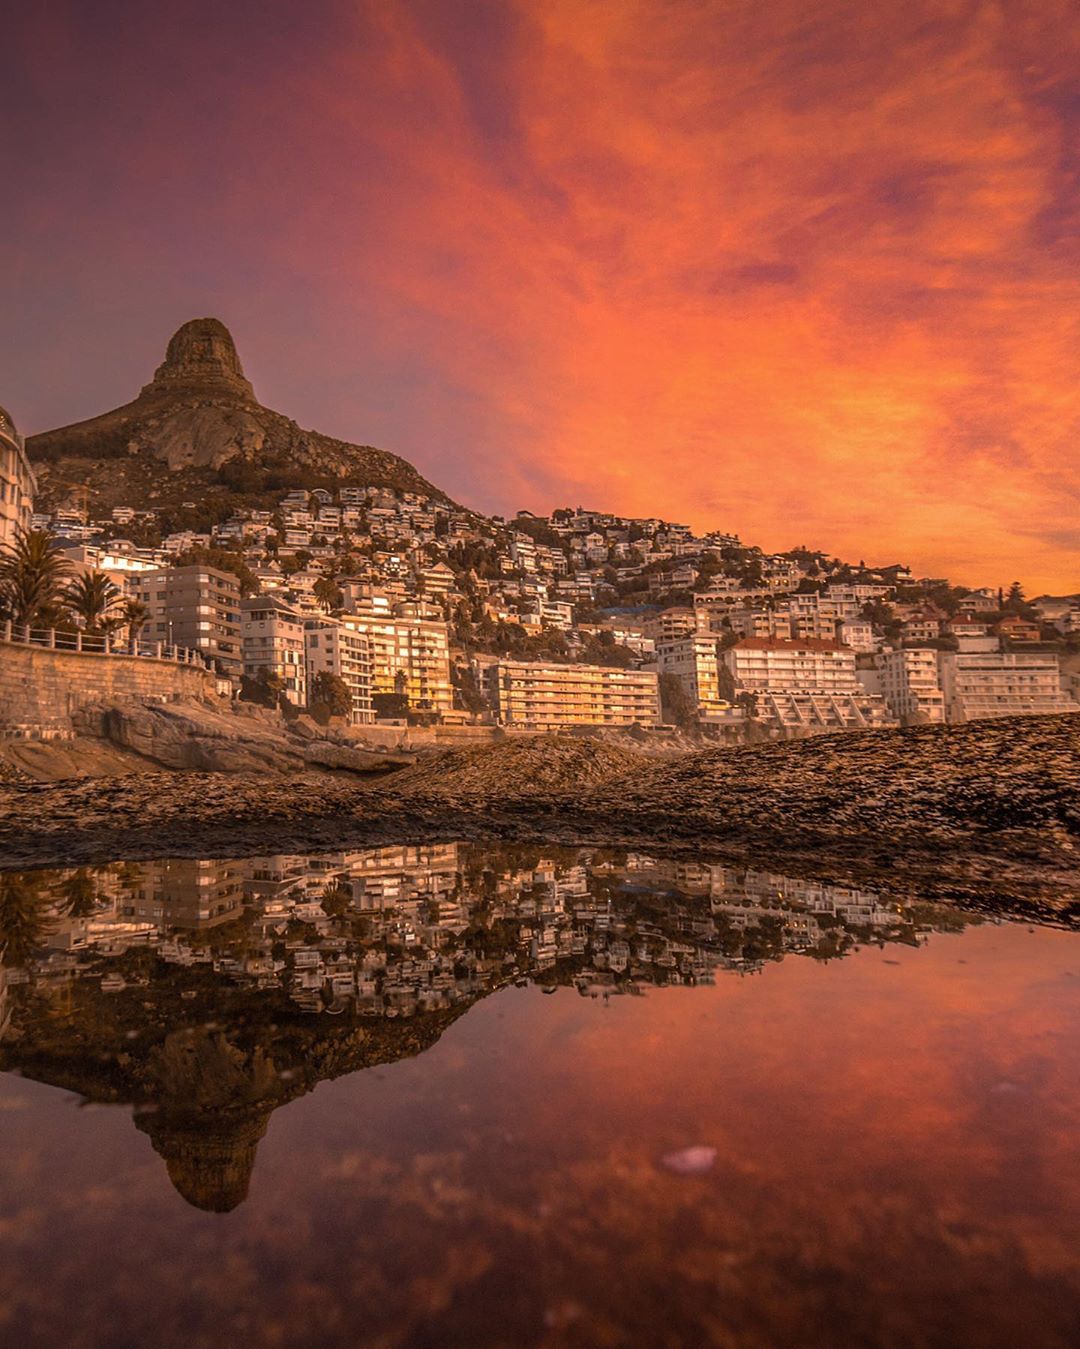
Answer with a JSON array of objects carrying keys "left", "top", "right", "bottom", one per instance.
[{"left": 2, "top": 845, "right": 974, "bottom": 1213}]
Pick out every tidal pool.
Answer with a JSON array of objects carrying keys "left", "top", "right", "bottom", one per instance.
[{"left": 1, "top": 845, "right": 1078, "bottom": 1347}]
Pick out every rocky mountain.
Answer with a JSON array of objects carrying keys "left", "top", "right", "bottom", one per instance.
[{"left": 27, "top": 317, "right": 455, "bottom": 521}]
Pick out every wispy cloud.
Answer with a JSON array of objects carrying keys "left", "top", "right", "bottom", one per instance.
[{"left": 3, "top": 0, "right": 1078, "bottom": 588}]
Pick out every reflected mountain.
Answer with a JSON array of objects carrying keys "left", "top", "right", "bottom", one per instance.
[{"left": 1, "top": 845, "right": 977, "bottom": 1211}]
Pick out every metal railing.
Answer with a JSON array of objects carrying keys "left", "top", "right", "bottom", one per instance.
[{"left": 1, "top": 620, "right": 208, "bottom": 667}]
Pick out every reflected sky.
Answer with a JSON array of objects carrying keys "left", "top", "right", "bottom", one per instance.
[{"left": 1, "top": 845, "right": 1078, "bottom": 1347}]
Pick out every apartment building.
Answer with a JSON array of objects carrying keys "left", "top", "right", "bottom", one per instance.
[
  {"left": 305, "top": 618, "right": 375, "bottom": 724},
  {"left": 644, "top": 606, "right": 698, "bottom": 643},
  {"left": 859, "top": 648, "right": 946, "bottom": 724},
  {"left": 483, "top": 660, "right": 661, "bottom": 730},
  {"left": 938, "top": 651, "right": 1078, "bottom": 722},
  {"left": 654, "top": 635, "right": 732, "bottom": 719},
  {"left": 730, "top": 609, "right": 794, "bottom": 641},
  {"left": 722, "top": 639, "right": 895, "bottom": 732},
  {"left": 0, "top": 405, "right": 36, "bottom": 550},
  {"left": 241, "top": 596, "right": 308, "bottom": 705},
  {"left": 836, "top": 619, "right": 877, "bottom": 652},
  {"left": 342, "top": 613, "right": 453, "bottom": 713},
  {"left": 129, "top": 565, "right": 242, "bottom": 675}
]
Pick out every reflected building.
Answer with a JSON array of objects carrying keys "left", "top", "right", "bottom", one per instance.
[{"left": 0, "top": 843, "right": 976, "bottom": 1213}]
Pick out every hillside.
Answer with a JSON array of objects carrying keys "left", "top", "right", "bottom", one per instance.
[{"left": 27, "top": 317, "right": 456, "bottom": 519}]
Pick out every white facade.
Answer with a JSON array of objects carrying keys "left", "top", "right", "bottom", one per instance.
[
  {"left": 938, "top": 651, "right": 1078, "bottom": 722},
  {"left": 241, "top": 596, "right": 308, "bottom": 705},
  {"left": 484, "top": 660, "right": 661, "bottom": 730},
  {"left": 342, "top": 613, "right": 453, "bottom": 713},
  {"left": 305, "top": 618, "right": 375, "bottom": 724},
  {"left": 860, "top": 649, "right": 946, "bottom": 724},
  {"left": 654, "top": 635, "right": 732, "bottom": 720},
  {"left": 723, "top": 639, "right": 895, "bottom": 732}
]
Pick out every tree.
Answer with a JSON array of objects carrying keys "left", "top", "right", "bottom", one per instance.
[
  {"left": 0, "top": 871, "right": 52, "bottom": 968},
  {"left": 172, "top": 546, "right": 257, "bottom": 596},
  {"left": 239, "top": 668, "right": 285, "bottom": 708},
  {"left": 658, "top": 672, "right": 697, "bottom": 732},
  {"left": 310, "top": 671, "right": 352, "bottom": 722},
  {"left": 313, "top": 577, "right": 343, "bottom": 614},
  {"left": 64, "top": 570, "right": 123, "bottom": 634},
  {"left": 735, "top": 690, "right": 760, "bottom": 719},
  {"left": 372, "top": 691, "right": 409, "bottom": 719},
  {"left": 1003, "top": 581, "right": 1036, "bottom": 619},
  {"left": 320, "top": 881, "right": 352, "bottom": 920},
  {"left": 58, "top": 868, "right": 99, "bottom": 919},
  {"left": 122, "top": 598, "right": 149, "bottom": 645},
  {"left": 0, "top": 528, "right": 72, "bottom": 629}
]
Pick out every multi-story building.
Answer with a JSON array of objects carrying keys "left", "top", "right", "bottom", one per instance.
[
  {"left": 654, "top": 635, "right": 732, "bottom": 720},
  {"left": 938, "top": 651, "right": 1078, "bottom": 722},
  {"left": 241, "top": 596, "right": 308, "bottom": 705},
  {"left": 342, "top": 614, "right": 453, "bottom": 714},
  {"left": 125, "top": 859, "right": 247, "bottom": 929},
  {"left": 730, "top": 608, "right": 794, "bottom": 641},
  {"left": 483, "top": 660, "right": 661, "bottom": 730},
  {"left": 836, "top": 619, "right": 877, "bottom": 652},
  {"left": 0, "top": 406, "right": 36, "bottom": 550},
  {"left": 722, "top": 639, "right": 895, "bottom": 732},
  {"left": 305, "top": 617, "right": 375, "bottom": 724},
  {"left": 129, "top": 565, "right": 242, "bottom": 675},
  {"left": 859, "top": 648, "right": 946, "bottom": 724},
  {"left": 644, "top": 606, "right": 698, "bottom": 643}
]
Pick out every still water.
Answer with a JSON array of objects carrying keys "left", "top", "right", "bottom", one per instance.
[{"left": 1, "top": 845, "right": 1078, "bottom": 1348}]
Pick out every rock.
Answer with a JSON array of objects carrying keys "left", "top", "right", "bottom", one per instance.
[
  {"left": 301, "top": 742, "right": 406, "bottom": 774},
  {"left": 27, "top": 318, "right": 454, "bottom": 516}
]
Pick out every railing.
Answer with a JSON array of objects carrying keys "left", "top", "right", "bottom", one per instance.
[{"left": 0, "top": 621, "right": 208, "bottom": 667}]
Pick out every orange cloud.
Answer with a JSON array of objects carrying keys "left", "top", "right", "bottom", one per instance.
[{"left": 262, "top": 0, "right": 1078, "bottom": 590}]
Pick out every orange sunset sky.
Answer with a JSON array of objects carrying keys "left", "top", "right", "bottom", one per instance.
[{"left": 3, "top": 0, "right": 1079, "bottom": 591}]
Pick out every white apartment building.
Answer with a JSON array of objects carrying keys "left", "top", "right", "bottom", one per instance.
[
  {"left": 859, "top": 648, "right": 946, "bottom": 724},
  {"left": 304, "top": 618, "right": 375, "bottom": 724},
  {"left": 0, "top": 406, "right": 36, "bottom": 550},
  {"left": 342, "top": 613, "right": 453, "bottom": 713},
  {"left": 938, "top": 651, "right": 1078, "bottom": 722},
  {"left": 837, "top": 619, "right": 877, "bottom": 652},
  {"left": 483, "top": 660, "right": 661, "bottom": 730},
  {"left": 654, "top": 635, "right": 732, "bottom": 720},
  {"left": 241, "top": 596, "right": 308, "bottom": 705},
  {"left": 722, "top": 639, "right": 895, "bottom": 732}
]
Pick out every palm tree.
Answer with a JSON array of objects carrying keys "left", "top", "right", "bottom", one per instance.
[
  {"left": 0, "top": 528, "right": 72, "bottom": 630},
  {"left": 122, "top": 598, "right": 149, "bottom": 647},
  {"left": 313, "top": 576, "right": 343, "bottom": 614},
  {"left": 64, "top": 570, "right": 122, "bottom": 634}
]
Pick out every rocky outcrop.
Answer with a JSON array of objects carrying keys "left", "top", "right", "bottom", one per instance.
[
  {"left": 70, "top": 696, "right": 411, "bottom": 776},
  {"left": 27, "top": 317, "right": 455, "bottom": 514}
]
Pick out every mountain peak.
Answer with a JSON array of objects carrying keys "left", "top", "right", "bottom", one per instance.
[{"left": 143, "top": 317, "right": 254, "bottom": 401}]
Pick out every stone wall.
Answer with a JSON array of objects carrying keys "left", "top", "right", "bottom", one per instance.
[{"left": 0, "top": 640, "right": 214, "bottom": 736}]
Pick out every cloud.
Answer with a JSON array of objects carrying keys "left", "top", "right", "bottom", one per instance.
[{"left": 4, "top": 0, "right": 1079, "bottom": 588}]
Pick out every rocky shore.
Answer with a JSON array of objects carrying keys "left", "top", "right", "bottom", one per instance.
[{"left": 0, "top": 715, "right": 1077, "bottom": 924}]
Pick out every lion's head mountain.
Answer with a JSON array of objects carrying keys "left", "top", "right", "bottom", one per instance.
[{"left": 27, "top": 317, "right": 453, "bottom": 517}]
